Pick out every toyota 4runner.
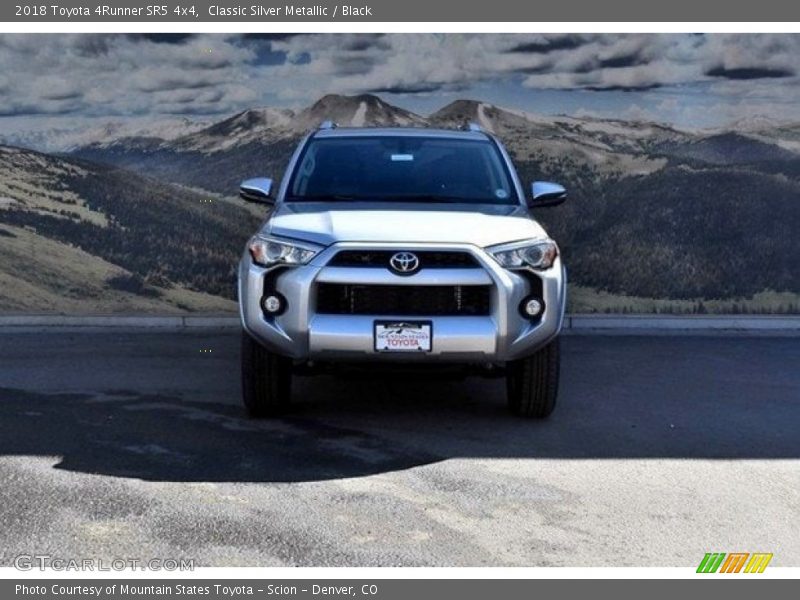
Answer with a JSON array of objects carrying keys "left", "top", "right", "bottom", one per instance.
[{"left": 238, "top": 122, "right": 567, "bottom": 418}]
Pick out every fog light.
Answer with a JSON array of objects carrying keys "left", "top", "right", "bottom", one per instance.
[
  {"left": 262, "top": 294, "right": 283, "bottom": 314},
  {"left": 522, "top": 297, "right": 543, "bottom": 317}
]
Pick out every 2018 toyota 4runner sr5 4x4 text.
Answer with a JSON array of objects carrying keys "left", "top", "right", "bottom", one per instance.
[{"left": 238, "top": 122, "right": 567, "bottom": 418}]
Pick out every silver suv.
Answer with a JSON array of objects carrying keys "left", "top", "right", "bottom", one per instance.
[{"left": 238, "top": 123, "right": 567, "bottom": 418}]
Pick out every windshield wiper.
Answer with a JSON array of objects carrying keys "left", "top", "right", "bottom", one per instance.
[
  {"left": 368, "top": 194, "right": 493, "bottom": 203},
  {"left": 285, "top": 194, "right": 366, "bottom": 202},
  {"left": 285, "top": 194, "right": 501, "bottom": 203}
]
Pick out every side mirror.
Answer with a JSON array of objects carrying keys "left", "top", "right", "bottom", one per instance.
[
  {"left": 529, "top": 181, "right": 567, "bottom": 207},
  {"left": 239, "top": 177, "right": 274, "bottom": 204}
]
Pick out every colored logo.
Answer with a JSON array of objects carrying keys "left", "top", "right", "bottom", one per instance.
[{"left": 697, "top": 552, "right": 773, "bottom": 573}]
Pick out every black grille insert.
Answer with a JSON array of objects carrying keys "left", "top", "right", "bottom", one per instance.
[
  {"left": 316, "top": 284, "right": 491, "bottom": 316},
  {"left": 328, "top": 250, "right": 479, "bottom": 269}
]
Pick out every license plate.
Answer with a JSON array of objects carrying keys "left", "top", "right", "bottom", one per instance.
[{"left": 374, "top": 321, "right": 432, "bottom": 352}]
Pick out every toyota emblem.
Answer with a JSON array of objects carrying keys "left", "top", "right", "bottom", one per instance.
[{"left": 389, "top": 252, "right": 420, "bottom": 275}]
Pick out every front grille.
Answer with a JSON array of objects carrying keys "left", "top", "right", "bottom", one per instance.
[
  {"left": 316, "top": 284, "right": 491, "bottom": 316},
  {"left": 328, "top": 250, "right": 479, "bottom": 269}
]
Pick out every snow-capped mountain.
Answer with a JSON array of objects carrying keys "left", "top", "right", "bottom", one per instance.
[
  {"left": 429, "top": 99, "right": 540, "bottom": 133},
  {"left": 173, "top": 94, "right": 428, "bottom": 154},
  {"left": 430, "top": 99, "right": 691, "bottom": 154},
  {"left": 294, "top": 94, "right": 427, "bottom": 131},
  {"left": 171, "top": 107, "right": 295, "bottom": 153},
  {"left": 8, "top": 93, "right": 798, "bottom": 163},
  {"left": 723, "top": 118, "right": 800, "bottom": 153},
  {"left": 1, "top": 116, "right": 210, "bottom": 153},
  {"left": 2, "top": 93, "right": 799, "bottom": 312},
  {"left": 61, "top": 92, "right": 800, "bottom": 197}
]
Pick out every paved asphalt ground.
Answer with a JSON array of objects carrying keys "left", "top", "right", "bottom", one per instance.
[{"left": 0, "top": 330, "right": 798, "bottom": 567}]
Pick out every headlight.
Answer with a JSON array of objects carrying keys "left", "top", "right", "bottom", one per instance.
[
  {"left": 488, "top": 239, "right": 559, "bottom": 270},
  {"left": 248, "top": 236, "right": 320, "bottom": 267}
]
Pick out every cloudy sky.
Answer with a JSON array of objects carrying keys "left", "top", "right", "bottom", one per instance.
[{"left": 1, "top": 33, "right": 798, "bottom": 140}]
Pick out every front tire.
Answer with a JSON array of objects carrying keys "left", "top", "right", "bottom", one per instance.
[
  {"left": 506, "top": 338, "right": 560, "bottom": 418},
  {"left": 241, "top": 331, "right": 293, "bottom": 417}
]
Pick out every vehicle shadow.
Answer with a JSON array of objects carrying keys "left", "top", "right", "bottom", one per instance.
[{"left": 0, "top": 336, "right": 798, "bottom": 482}]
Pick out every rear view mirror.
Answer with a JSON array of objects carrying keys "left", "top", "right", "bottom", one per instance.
[
  {"left": 240, "top": 177, "right": 275, "bottom": 204},
  {"left": 529, "top": 181, "right": 567, "bottom": 207}
]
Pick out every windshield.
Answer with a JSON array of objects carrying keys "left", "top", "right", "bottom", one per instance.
[{"left": 286, "top": 135, "right": 518, "bottom": 204}]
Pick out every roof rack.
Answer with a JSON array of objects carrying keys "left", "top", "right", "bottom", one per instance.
[
  {"left": 318, "top": 120, "right": 338, "bottom": 130},
  {"left": 462, "top": 122, "right": 483, "bottom": 132}
]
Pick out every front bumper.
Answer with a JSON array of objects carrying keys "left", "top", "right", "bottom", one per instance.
[{"left": 239, "top": 242, "right": 566, "bottom": 363}]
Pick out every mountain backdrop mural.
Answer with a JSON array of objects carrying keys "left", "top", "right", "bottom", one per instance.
[{"left": 1, "top": 34, "right": 799, "bottom": 314}]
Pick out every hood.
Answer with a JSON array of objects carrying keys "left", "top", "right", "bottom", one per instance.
[{"left": 263, "top": 202, "right": 548, "bottom": 248}]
